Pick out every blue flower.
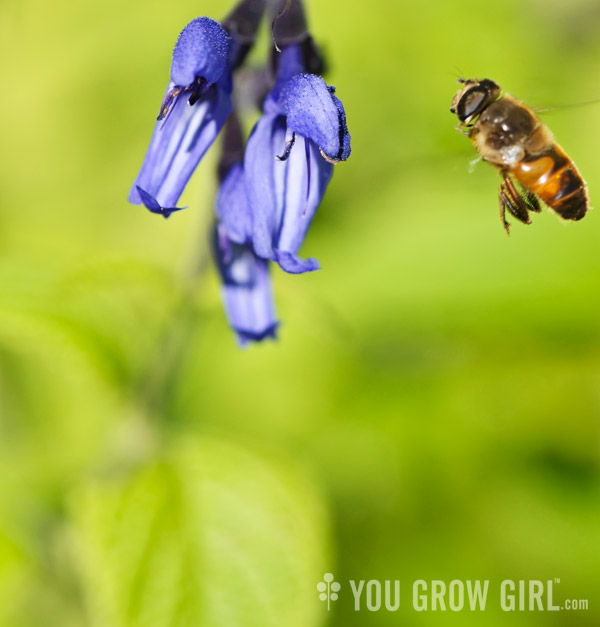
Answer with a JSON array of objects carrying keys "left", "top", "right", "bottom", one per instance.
[
  {"left": 244, "top": 45, "right": 351, "bottom": 273},
  {"left": 213, "top": 163, "right": 278, "bottom": 346},
  {"left": 128, "top": 18, "right": 233, "bottom": 216},
  {"left": 128, "top": 1, "right": 351, "bottom": 346}
]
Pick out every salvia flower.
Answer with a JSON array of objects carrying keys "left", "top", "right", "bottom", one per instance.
[
  {"left": 129, "top": 0, "right": 350, "bottom": 345},
  {"left": 213, "top": 107, "right": 279, "bottom": 346},
  {"left": 214, "top": 232, "right": 278, "bottom": 346},
  {"left": 214, "top": 163, "right": 278, "bottom": 345},
  {"left": 244, "top": 44, "right": 351, "bottom": 274},
  {"left": 128, "top": 17, "right": 233, "bottom": 215}
]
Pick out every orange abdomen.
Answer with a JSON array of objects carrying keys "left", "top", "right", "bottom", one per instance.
[{"left": 509, "top": 145, "right": 588, "bottom": 221}]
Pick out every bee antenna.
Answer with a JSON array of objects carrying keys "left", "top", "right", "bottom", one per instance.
[{"left": 450, "top": 66, "right": 466, "bottom": 82}]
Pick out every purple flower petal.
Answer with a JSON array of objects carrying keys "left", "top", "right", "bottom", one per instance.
[
  {"left": 244, "top": 113, "right": 287, "bottom": 261},
  {"left": 263, "top": 44, "right": 304, "bottom": 113},
  {"left": 135, "top": 186, "right": 186, "bottom": 219},
  {"left": 215, "top": 163, "right": 252, "bottom": 244},
  {"left": 274, "top": 251, "right": 320, "bottom": 273},
  {"left": 276, "top": 136, "right": 332, "bottom": 256},
  {"left": 241, "top": 49, "right": 350, "bottom": 276},
  {"left": 170, "top": 17, "right": 230, "bottom": 87},
  {"left": 244, "top": 114, "right": 332, "bottom": 273},
  {"left": 280, "top": 73, "right": 351, "bottom": 162},
  {"left": 129, "top": 83, "right": 232, "bottom": 209},
  {"left": 214, "top": 226, "right": 279, "bottom": 346}
]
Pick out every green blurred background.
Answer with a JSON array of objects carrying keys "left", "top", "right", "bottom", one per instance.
[{"left": 1, "top": 0, "right": 600, "bottom": 625}]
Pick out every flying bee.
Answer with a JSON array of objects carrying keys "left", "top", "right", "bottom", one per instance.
[{"left": 450, "top": 78, "right": 589, "bottom": 234}]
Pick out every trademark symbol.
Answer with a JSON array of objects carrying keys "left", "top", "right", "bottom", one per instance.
[{"left": 555, "top": 578, "right": 560, "bottom": 584}]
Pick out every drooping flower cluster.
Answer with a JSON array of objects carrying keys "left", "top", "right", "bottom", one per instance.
[{"left": 129, "top": 0, "right": 350, "bottom": 346}]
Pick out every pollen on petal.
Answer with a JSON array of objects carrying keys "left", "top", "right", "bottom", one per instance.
[{"left": 171, "top": 17, "right": 231, "bottom": 87}]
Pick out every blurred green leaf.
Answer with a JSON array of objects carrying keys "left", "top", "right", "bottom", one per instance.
[{"left": 70, "top": 435, "right": 329, "bottom": 627}]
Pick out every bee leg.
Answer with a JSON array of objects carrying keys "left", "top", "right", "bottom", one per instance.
[
  {"left": 498, "top": 189, "right": 512, "bottom": 235},
  {"left": 524, "top": 189, "right": 541, "bottom": 213},
  {"left": 509, "top": 177, "right": 542, "bottom": 214},
  {"left": 499, "top": 177, "right": 532, "bottom": 233}
]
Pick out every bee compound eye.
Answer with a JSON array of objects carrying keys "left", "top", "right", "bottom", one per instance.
[{"left": 458, "top": 87, "right": 488, "bottom": 122}]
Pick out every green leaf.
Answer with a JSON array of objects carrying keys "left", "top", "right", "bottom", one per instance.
[{"left": 70, "top": 435, "right": 330, "bottom": 627}]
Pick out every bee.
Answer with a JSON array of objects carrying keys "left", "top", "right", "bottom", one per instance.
[{"left": 450, "top": 78, "right": 589, "bottom": 234}]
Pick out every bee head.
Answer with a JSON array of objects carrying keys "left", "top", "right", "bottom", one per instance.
[{"left": 450, "top": 78, "right": 501, "bottom": 124}]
